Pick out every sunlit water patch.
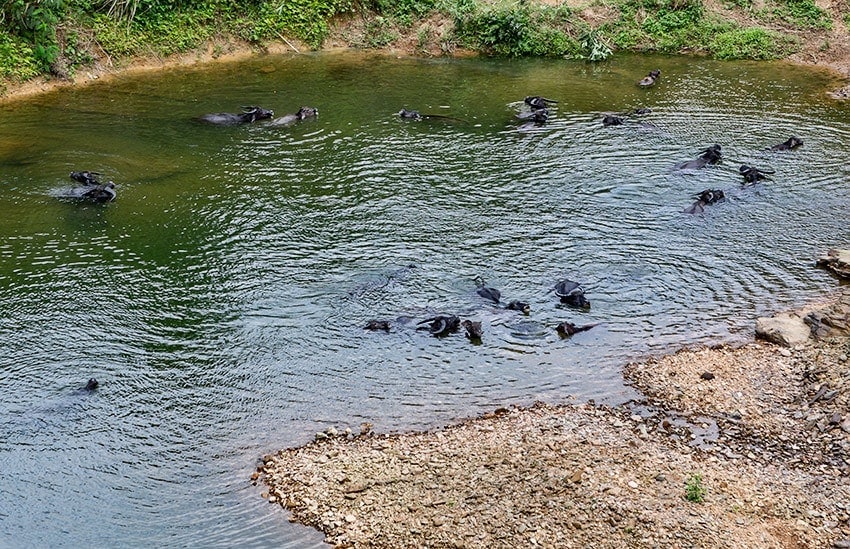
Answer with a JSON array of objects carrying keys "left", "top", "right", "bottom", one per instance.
[{"left": 0, "top": 52, "right": 848, "bottom": 547}]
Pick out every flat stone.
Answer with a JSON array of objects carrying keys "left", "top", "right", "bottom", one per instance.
[
  {"left": 755, "top": 314, "right": 811, "bottom": 347},
  {"left": 817, "top": 249, "right": 850, "bottom": 279}
]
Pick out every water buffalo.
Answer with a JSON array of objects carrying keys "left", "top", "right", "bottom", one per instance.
[
  {"left": 676, "top": 144, "right": 722, "bottom": 170},
  {"left": 524, "top": 96, "right": 558, "bottom": 110},
  {"left": 770, "top": 136, "right": 803, "bottom": 151},
  {"left": 555, "top": 321, "right": 598, "bottom": 337},
  {"left": 417, "top": 315, "right": 461, "bottom": 337},
  {"left": 399, "top": 108, "right": 423, "bottom": 120},
  {"left": 197, "top": 106, "right": 274, "bottom": 125},
  {"left": 462, "top": 319, "right": 483, "bottom": 341},
  {"left": 73, "top": 183, "right": 117, "bottom": 202},
  {"left": 515, "top": 108, "right": 550, "bottom": 130},
  {"left": 69, "top": 171, "right": 101, "bottom": 185},
  {"left": 553, "top": 279, "right": 590, "bottom": 309},
  {"left": 60, "top": 171, "right": 117, "bottom": 202},
  {"left": 739, "top": 164, "right": 774, "bottom": 184},
  {"left": 638, "top": 70, "right": 660, "bottom": 87},
  {"left": 364, "top": 319, "right": 391, "bottom": 332},
  {"left": 398, "top": 108, "right": 466, "bottom": 123},
  {"left": 269, "top": 106, "right": 318, "bottom": 127},
  {"left": 603, "top": 115, "right": 624, "bottom": 126},
  {"left": 475, "top": 276, "right": 501, "bottom": 304},
  {"left": 683, "top": 189, "right": 725, "bottom": 214},
  {"left": 506, "top": 300, "right": 531, "bottom": 314}
]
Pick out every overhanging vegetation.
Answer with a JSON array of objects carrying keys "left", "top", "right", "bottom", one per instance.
[{"left": 0, "top": 0, "right": 833, "bottom": 88}]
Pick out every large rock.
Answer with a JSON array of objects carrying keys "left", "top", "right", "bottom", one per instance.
[
  {"left": 816, "top": 249, "right": 850, "bottom": 279},
  {"left": 805, "top": 292, "right": 850, "bottom": 338},
  {"left": 755, "top": 314, "right": 811, "bottom": 347}
]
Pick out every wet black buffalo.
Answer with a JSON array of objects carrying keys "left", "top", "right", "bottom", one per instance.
[
  {"left": 462, "top": 319, "right": 483, "bottom": 341},
  {"left": 197, "top": 106, "right": 274, "bottom": 125},
  {"left": 638, "top": 69, "right": 660, "bottom": 87},
  {"left": 475, "top": 282, "right": 501, "bottom": 304},
  {"left": 516, "top": 108, "right": 550, "bottom": 130},
  {"left": 683, "top": 189, "right": 725, "bottom": 214},
  {"left": 524, "top": 96, "right": 557, "bottom": 110},
  {"left": 770, "top": 136, "right": 803, "bottom": 151},
  {"left": 553, "top": 279, "right": 590, "bottom": 309},
  {"left": 61, "top": 171, "right": 117, "bottom": 202},
  {"left": 555, "top": 321, "right": 598, "bottom": 337},
  {"left": 269, "top": 106, "right": 318, "bottom": 127},
  {"left": 676, "top": 144, "right": 722, "bottom": 170},
  {"left": 739, "top": 164, "right": 774, "bottom": 184},
  {"left": 602, "top": 115, "right": 624, "bottom": 126},
  {"left": 417, "top": 315, "right": 461, "bottom": 337},
  {"left": 69, "top": 171, "right": 101, "bottom": 185},
  {"left": 67, "top": 183, "right": 116, "bottom": 202},
  {"left": 506, "top": 300, "right": 531, "bottom": 314},
  {"left": 398, "top": 108, "right": 466, "bottom": 123},
  {"left": 364, "top": 320, "right": 391, "bottom": 332}
]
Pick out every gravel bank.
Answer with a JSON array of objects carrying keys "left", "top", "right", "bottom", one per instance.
[{"left": 259, "top": 289, "right": 850, "bottom": 548}]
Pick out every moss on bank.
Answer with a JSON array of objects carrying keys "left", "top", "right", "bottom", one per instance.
[{"left": 0, "top": 0, "right": 843, "bottom": 93}]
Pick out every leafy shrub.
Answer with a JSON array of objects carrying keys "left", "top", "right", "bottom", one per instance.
[
  {"left": 457, "top": 5, "right": 532, "bottom": 56},
  {"left": 0, "top": 30, "right": 40, "bottom": 79},
  {"left": 2, "top": 0, "right": 66, "bottom": 70},
  {"left": 271, "top": 0, "right": 353, "bottom": 48},
  {"left": 91, "top": 13, "right": 144, "bottom": 55},
  {"left": 453, "top": 3, "right": 577, "bottom": 57},
  {"left": 530, "top": 26, "right": 577, "bottom": 57},
  {"left": 577, "top": 27, "right": 612, "bottom": 60},
  {"left": 685, "top": 473, "right": 706, "bottom": 503}
]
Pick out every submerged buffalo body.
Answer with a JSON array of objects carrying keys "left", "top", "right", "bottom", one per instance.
[
  {"left": 269, "top": 106, "right": 318, "bottom": 127},
  {"left": 683, "top": 189, "right": 725, "bottom": 214},
  {"left": 197, "top": 106, "right": 274, "bottom": 125},
  {"left": 59, "top": 183, "right": 117, "bottom": 203},
  {"left": 638, "top": 70, "right": 660, "bottom": 87},
  {"left": 739, "top": 164, "right": 774, "bottom": 184},
  {"left": 59, "top": 171, "right": 117, "bottom": 202},
  {"left": 770, "top": 136, "right": 803, "bottom": 151},
  {"left": 676, "top": 144, "right": 722, "bottom": 170}
]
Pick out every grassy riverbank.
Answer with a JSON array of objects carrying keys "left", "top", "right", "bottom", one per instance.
[{"left": 2, "top": 0, "right": 850, "bottom": 98}]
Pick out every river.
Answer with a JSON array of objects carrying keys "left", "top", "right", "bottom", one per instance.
[{"left": 0, "top": 51, "right": 848, "bottom": 546}]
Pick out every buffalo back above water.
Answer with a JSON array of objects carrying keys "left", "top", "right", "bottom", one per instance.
[{"left": 197, "top": 106, "right": 274, "bottom": 125}]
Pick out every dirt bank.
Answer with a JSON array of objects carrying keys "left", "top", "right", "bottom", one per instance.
[{"left": 258, "top": 290, "right": 850, "bottom": 548}]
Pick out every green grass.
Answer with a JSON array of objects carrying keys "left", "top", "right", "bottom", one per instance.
[{"left": 710, "top": 27, "right": 796, "bottom": 59}]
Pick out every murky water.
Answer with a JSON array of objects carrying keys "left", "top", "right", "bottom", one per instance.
[{"left": 0, "top": 51, "right": 848, "bottom": 546}]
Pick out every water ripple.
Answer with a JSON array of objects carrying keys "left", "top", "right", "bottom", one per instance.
[{"left": 2, "top": 52, "right": 849, "bottom": 548}]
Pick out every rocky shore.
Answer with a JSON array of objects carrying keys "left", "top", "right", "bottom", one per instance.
[{"left": 258, "top": 253, "right": 850, "bottom": 548}]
